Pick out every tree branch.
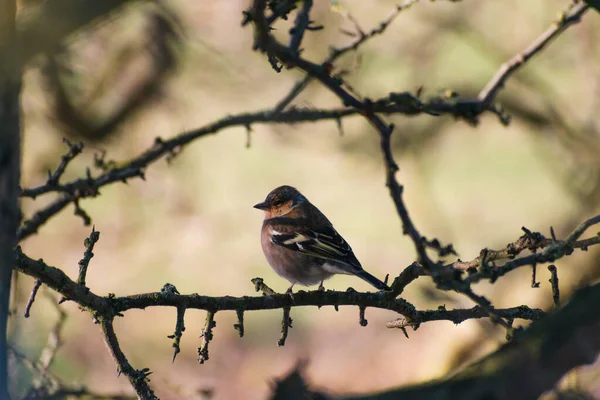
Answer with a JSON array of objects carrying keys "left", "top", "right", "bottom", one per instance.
[
  {"left": 478, "top": 1, "right": 589, "bottom": 108},
  {"left": 100, "top": 317, "right": 157, "bottom": 400},
  {"left": 346, "top": 282, "right": 600, "bottom": 400}
]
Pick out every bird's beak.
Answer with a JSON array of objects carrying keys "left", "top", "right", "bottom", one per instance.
[{"left": 253, "top": 201, "right": 269, "bottom": 210}]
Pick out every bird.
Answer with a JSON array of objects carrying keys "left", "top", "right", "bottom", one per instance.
[{"left": 254, "top": 185, "right": 391, "bottom": 295}]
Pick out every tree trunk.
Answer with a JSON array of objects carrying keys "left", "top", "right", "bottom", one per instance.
[{"left": 0, "top": 0, "right": 20, "bottom": 398}]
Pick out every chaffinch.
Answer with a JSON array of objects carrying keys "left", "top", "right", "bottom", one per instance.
[{"left": 254, "top": 185, "right": 390, "bottom": 294}]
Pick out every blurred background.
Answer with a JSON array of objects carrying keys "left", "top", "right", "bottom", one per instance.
[{"left": 9, "top": 0, "right": 600, "bottom": 398}]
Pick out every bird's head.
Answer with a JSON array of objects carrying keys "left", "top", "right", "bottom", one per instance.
[{"left": 254, "top": 185, "right": 307, "bottom": 218}]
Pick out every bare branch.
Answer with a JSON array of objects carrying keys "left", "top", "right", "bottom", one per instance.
[
  {"left": 77, "top": 226, "right": 100, "bottom": 286},
  {"left": 100, "top": 317, "right": 157, "bottom": 400},
  {"left": 20, "top": 138, "right": 83, "bottom": 198},
  {"left": 288, "top": 0, "right": 313, "bottom": 54},
  {"left": 462, "top": 216, "right": 600, "bottom": 286},
  {"left": 273, "top": 1, "right": 419, "bottom": 113},
  {"left": 389, "top": 262, "right": 425, "bottom": 297},
  {"left": 28, "top": 295, "right": 67, "bottom": 395},
  {"left": 349, "top": 282, "right": 600, "bottom": 400},
  {"left": 478, "top": 1, "right": 589, "bottom": 108},
  {"left": 23, "top": 279, "right": 42, "bottom": 318}
]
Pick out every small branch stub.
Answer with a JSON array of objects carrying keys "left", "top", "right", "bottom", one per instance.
[
  {"left": 169, "top": 305, "right": 186, "bottom": 363},
  {"left": 78, "top": 226, "right": 100, "bottom": 286},
  {"left": 198, "top": 311, "right": 216, "bottom": 364},
  {"left": 548, "top": 265, "right": 560, "bottom": 307},
  {"left": 234, "top": 309, "right": 245, "bottom": 338},
  {"left": 278, "top": 307, "right": 293, "bottom": 347},
  {"left": 251, "top": 277, "right": 277, "bottom": 295},
  {"left": 359, "top": 305, "right": 368, "bottom": 327},
  {"left": 24, "top": 279, "right": 43, "bottom": 318}
]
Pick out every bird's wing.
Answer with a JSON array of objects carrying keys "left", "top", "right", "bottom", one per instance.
[{"left": 271, "top": 225, "right": 361, "bottom": 269}]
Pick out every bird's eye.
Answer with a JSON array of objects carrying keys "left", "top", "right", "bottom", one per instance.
[{"left": 273, "top": 200, "right": 283, "bottom": 207}]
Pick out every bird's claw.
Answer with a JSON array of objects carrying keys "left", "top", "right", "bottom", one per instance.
[{"left": 285, "top": 287, "right": 295, "bottom": 301}]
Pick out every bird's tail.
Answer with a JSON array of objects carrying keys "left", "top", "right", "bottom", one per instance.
[{"left": 355, "top": 270, "right": 390, "bottom": 291}]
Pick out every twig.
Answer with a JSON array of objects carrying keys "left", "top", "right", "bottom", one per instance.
[
  {"left": 478, "top": 1, "right": 589, "bottom": 108},
  {"left": 234, "top": 309, "right": 245, "bottom": 337},
  {"left": 462, "top": 289, "right": 512, "bottom": 330},
  {"left": 24, "top": 279, "right": 42, "bottom": 318},
  {"left": 566, "top": 214, "right": 600, "bottom": 244},
  {"left": 453, "top": 228, "right": 545, "bottom": 271},
  {"left": 278, "top": 307, "right": 293, "bottom": 346},
  {"left": 359, "top": 305, "right": 368, "bottom": 327},
  {"left": 389, "top": 262, "right": 425, "bottom": 297},
  {"left": 331, "top": 0, "right": 419, "bottom": 59},
  {"left": 531, "top": 263, "right": 540, "bottom": 288},
  {"left": 24, "top": 294, "right": 67, "bottom": 398},
  {"left": 463, "top": 215, "right": 600, "bottom": 286},
  {"left": 20, "top": 138, "right": 84, "bottom": 198},
  {"left": 252, "top": 277, "right": 277, "bottom": 295},
  {"left": 19, "top": 164, "right": 142, "bottom": 240},
  {"left": 21, "top": 294, "right": 67, "bottom": 398},
  {"left": 169, "top": 305, "right": 186, "bottom": 363},
  {"left": 73, "top": 199, "right": 92, "bottom": 226},
  {"left": 378, "top": 121, "right": 432, "bottom": 268},
  {"left": 389, "top": 305, "right": 545, "bottom": 328},
  {"left": 273, "top": 1, "right": 418, "bottom": 113},
  {"left": 37, "top": 295, "right": 66, "bottom": 376},
  {"left": 10, "top": 344, "right": 135, "bottom": 399},
  {"left": 77, "top": 225, "right": 100, "bottom": 286},
  {"left": 100, "top": 317, "right": 157, "bottom": 400},
  {"left": 548, "top": 265, "right": 560, "bottom": 307},
  {"left": 288, "top": 0, "right": 313, "bottom": 54},
  {"left": 197, "top": 311, "right": 216, "bottom": 364}
]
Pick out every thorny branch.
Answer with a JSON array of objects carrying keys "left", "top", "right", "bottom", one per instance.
[
  {"left": 100, "top": 317, "right": 157, "bottom": 400},
  {"left": 14, "top": 209, "right": 600, "bottom": 390}
]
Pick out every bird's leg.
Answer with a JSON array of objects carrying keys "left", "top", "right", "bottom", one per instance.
[
  {"left": 318, "top": 281, "right": 325, "bottom": 292},
  {"left": 285, "top": 284, "right": 295, "bottom": 300}
]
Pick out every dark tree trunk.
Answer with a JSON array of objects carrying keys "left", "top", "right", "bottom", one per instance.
[{"left": 0, "top": 0, "right": 20, "bottom": 398}]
